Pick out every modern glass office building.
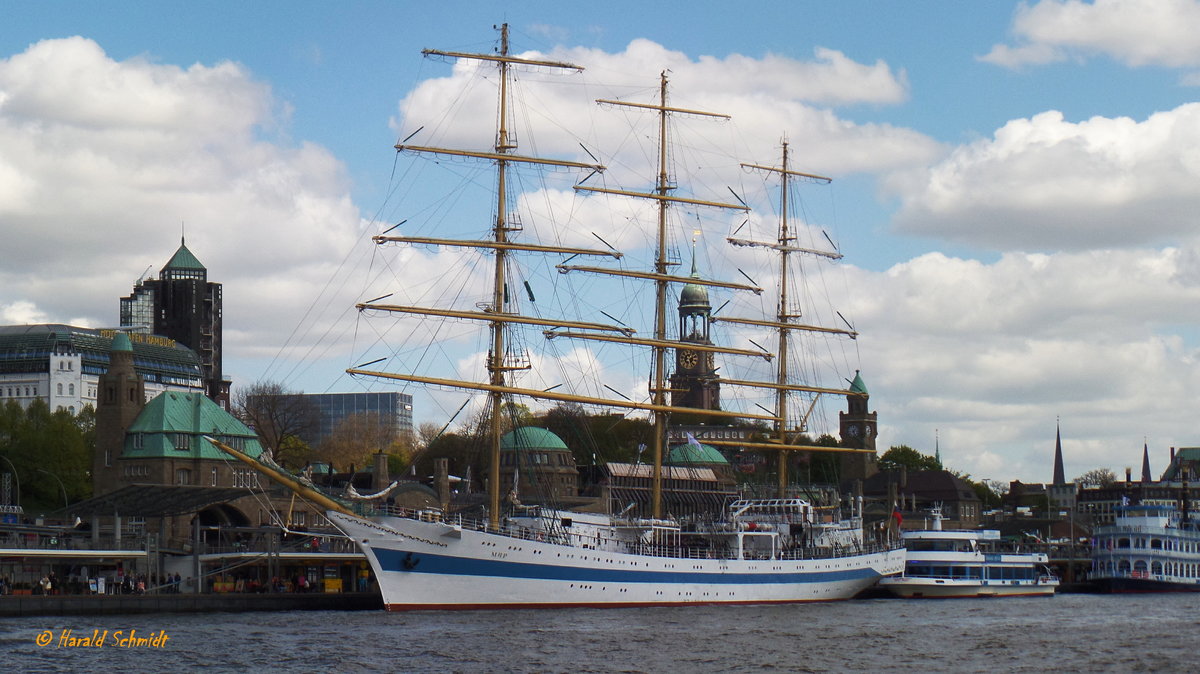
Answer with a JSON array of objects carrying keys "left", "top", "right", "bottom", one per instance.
[{"left": 300, "top": 391, "right": 414, "bottom": 447}]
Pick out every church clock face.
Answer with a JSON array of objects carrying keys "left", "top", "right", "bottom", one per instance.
[
  {"left": 705, "top": 352, "right": 715, "bottom": 370},
  {"left": 679, "top": 349, "right": 698, "bottom": 369},
  {"left": 847, "top": 424, "right": 860, "bottom": 437}
]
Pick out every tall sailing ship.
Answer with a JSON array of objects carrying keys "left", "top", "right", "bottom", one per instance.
[{"left": 214, "top": 25, "right": 904, "bottom": 610}]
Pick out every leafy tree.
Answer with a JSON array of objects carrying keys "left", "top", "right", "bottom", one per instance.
[
  {"left": 1075, "top": 467, "right": 1117, "bottom": 487},
  {"left": 0, "top": 400, "right": 92, "bottom": 512},
  {"left": 878, "top": 445, "right": 942, "bottom": 472}
]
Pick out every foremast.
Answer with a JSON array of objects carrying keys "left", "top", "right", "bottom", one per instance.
[{"left": 358, "top": 25, "right": 607, "bottom": 530}]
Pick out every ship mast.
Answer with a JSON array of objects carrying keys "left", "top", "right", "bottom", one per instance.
[
  {"left": 575, "top": 73, "right": 747, "bottom": 518},
  {"left": 368, "top": 25, "right": 607, "bottom": 530},
  {"left": 718, "top": 141, "right": 870, "bottom": 496}
]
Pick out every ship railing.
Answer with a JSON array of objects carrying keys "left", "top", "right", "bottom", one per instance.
[{"left": 369, "top": 505, "right": 898, "bottom": 560}]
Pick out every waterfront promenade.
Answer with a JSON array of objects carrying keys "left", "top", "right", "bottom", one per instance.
[{"left": 0, "top": 590, "right": 382, "bottom": 617}]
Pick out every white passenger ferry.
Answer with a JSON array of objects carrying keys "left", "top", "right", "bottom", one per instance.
[{"left": 1091, "top": 504, "right": 1200, "bottom": 592}]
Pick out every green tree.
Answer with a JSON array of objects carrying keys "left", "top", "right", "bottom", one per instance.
[
  {"left": 878, "top": 445, "right": 942, "bottom": 472},
  {"left": 0, "top": 400, "right": 91, "bottom": 512}
]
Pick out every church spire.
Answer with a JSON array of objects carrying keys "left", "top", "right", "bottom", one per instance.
[
  {"left": 1052, "top": 419, "right": 1066, "bottom": 485},
  {"left": 1141, "top": 440, "right": 1152, "bottom": 483}
]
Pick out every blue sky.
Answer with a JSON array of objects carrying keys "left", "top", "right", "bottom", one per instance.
[{"left": 5, "top": 1, "right": 1200, "bottom": 484}]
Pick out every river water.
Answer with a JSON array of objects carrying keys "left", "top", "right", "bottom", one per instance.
[{"left": 4, "top": 593, "right": 1196, "bottom": 672}]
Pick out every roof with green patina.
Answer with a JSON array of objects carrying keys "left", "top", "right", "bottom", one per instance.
[
  {"left": 500, "top": 426, "right": 568, "bottom": 451},
  {"left": 124, "top": 391, "right": 262, "bottom": 460},
  {"left": 849, "top": 371, "right": 868, "bottom": 394},
  {"left": 668, "top": 442, "right": 729, "bottom": 465},
  {"left": 163, "top": 241, "right": 206, "bottom": 271}
]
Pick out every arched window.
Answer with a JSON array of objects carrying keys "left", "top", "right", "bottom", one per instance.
[
  {"left": 69, "top": 383, "right": 74, "bottom": 395},
  {"left": 57, "top": 383, "right": 63, "bottom": 395}
]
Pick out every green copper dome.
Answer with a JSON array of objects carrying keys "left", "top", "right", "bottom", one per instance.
[
  {"left": 110, "top": 331, "right": 133, "bottom": 352},
  {"left": 668, "top": 441, "right": 728, "bottom": 465},
  {"left": 500, "top": 427, "right": 569, "bottom": 451},
  {"left": 679, "top": 255, "right": 710, "bottom": 309}
]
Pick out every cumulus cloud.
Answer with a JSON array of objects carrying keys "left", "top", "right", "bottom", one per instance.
[
  {"left": 394, "top": 37, "right": 937, "bottom": 190},
  {"left": 839, "top": 247, "right": 1200, "bottom": 480},
  {"left": 0, "top": 37, "right": 363, "bottom": 382},
  {"left": 983, "top": 0, "right": 1200, "bottom": 70},
  {"left": 889, "top": 104, "right": 1200, "bottom": 250}
]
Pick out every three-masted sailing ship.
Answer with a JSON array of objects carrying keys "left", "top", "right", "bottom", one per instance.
[{"left": 212, "top": 25, "right": 903, "bottom": 610}]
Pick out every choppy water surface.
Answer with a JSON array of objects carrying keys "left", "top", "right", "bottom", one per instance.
[{"left": 4, "top": 594, "right": 1197, "bottom": 672}]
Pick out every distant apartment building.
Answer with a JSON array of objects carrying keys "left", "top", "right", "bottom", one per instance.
[
  {"left": 120, "top": 237, "right": 227, "bottom": 406},
  {"left": 0, "top": 324, "right": 204, "bottom": 413}
]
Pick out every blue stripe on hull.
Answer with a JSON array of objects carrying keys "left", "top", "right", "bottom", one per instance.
[{"left": 372, "top": 546, "right": 881, "bottom": 584}]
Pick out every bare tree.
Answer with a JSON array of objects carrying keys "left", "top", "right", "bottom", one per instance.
[
  {"left": 233, "top": 381, "right": 320, "bottom": 469},
  {"left": 1075, "top": 467, "right": 1117, "bottom": 488}
]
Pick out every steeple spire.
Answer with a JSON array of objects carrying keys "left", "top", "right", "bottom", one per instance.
[
  {"left": 1141, "top": 440, "right": 1152, "bottom": 483},
  {"left": 1052, "top": 418, "right": 1065, "bottom": 486}
]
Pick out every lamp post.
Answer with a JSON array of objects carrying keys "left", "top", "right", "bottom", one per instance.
[
  {"left": 36, "top": 468, "right": 68, "bottom": 511},
  {"left": 0, "top": 454, "right": 19, "bottom": 509}
]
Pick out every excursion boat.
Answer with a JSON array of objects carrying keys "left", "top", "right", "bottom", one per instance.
[
  {"left": 212, "top": 24, "right": 904, "bottom": 610},
  {"left": 1090, "top": 503, "right": 1200, "bottom": 593},
  {"left": 878, "top": 509, "right": 1058, "bottom": 598}
]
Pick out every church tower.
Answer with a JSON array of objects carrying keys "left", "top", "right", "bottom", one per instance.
[
  {"left": 838, "top": 370, "right": 878, "bottom": 480},
  {"left": 670, "top": 256, "right": 720, "bottom": 411},
  {"left": 93, "top": 332, "right": 146, "bottom": 496}
]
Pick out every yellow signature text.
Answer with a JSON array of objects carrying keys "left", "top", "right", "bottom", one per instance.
[{"left": 35, "top": 628, "right": 170, "bottom": 649}]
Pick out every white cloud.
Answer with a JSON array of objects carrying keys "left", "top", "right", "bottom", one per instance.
[
  {"left": 983, "top": 0, "right": 1200, "bottom": 69},
  {"left": 890, "top": 104, "right": 1200, "bottom": 250},
  {"left": 394, "top": 37, "right": 937, "bottom": 188},
  {"left": 838, "top": 247, "right": 1200, "bottom": 481},
  {"left": 0, "top": 38, "right": 362, "bottom": 381}
]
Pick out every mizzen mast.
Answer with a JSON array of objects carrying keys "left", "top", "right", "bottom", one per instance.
[{"left": 727, "top": 141, "right": 864, "bottom": 496}]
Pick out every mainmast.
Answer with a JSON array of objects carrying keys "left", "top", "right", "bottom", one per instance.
[{"left": 575, "top": 73, "right": 747, "bottom": 518}]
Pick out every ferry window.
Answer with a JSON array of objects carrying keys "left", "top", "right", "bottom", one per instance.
[{"left": 1151, "top": 539, "right": 1163, "bottom": 550}]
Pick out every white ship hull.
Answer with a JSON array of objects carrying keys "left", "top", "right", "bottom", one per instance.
[
  {"left": 329, "top": 511, "right": 906, "bottom": 610},
  {"left": 878, "top": 576, "right": 1057, "bottom": 598}
]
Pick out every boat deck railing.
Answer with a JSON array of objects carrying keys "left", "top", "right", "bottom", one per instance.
[{"left": 369, "top": 505, "right": 899, "bottom": 561}]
